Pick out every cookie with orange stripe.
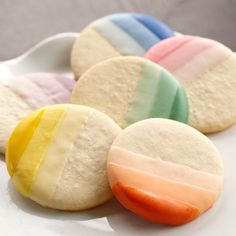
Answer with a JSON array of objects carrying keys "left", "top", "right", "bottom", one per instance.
[
  {"left": 107, "top": 118, "right": 224, "bottom": 225},
  {"left": 6, "top": 104, "right": 121, "bottom": 210}
]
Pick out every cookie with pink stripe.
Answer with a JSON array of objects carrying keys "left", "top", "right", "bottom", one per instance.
[
  {"left": 145, "top": 35, "right": 236, "bottom": 133},
  {"left": 0, "top": 73, "right": 75, "bottom": 154},
  {"left": 107, "top": 118, "right": 224, "bottom": 225}
]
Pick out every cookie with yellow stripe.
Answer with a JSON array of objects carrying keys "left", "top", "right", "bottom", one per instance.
[
  {"left": 6, "top": 104, "right": 121, "bottom": 210},
  {"left": 0, "top": 73, "right": 75, "bottom": 154},
  {"left": 107, "top": 118, "right": 224, "bottom": 225}
]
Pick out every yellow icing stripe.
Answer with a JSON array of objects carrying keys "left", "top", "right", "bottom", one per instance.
[
  {"left": 6, "top": 108, "right": 45, "bottom": 176},
  {"left": 12, "top": 106, "right": 67, "bottom": 196},
  {"left": 109, "top": 147, "right": 222, "bottom": 193},
  {"left": 108, "top": 163, "right": 217, "bottom": 213},
  {"left": 31, "top": 106, "right": 91, "bottom": 206}
]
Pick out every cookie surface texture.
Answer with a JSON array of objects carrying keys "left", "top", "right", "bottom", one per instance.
[
  {"left": 145, "top": 35, "right": 236, "bottom": 133},
  {"left": 0, "top": 73, "right": 75, "bottom": 154},
  {"left": 71, "top": 56, "right": 188, "bottom": 128},
  {"left": 6, "top": 104, "right": 121, "bottom": 210},
  {"left": 71, "top": 13, "right": 174, "bottom": 78},
  {"left": 107, "top": 118, "right": 224, "bottom": 225}
]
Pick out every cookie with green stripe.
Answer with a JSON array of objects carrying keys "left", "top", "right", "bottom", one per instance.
[{"left": 71, "top": 56, "right": 189, "bottom": 127}]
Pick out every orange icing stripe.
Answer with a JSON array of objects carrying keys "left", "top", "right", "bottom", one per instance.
[
  {"left": 108, "top": 147, "right": 222, "bottom": 193},
  {"left": 108, "top": 163, "right": 217, "bottom": 213},
  {"left": 112, "top": 182, "right": 200, "bottom": 225}
]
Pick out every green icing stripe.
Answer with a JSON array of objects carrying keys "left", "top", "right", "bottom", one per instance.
[
  {"left": 169, "top": 86, "right": 189, "bottom": 123},
  {"left": 148, "top": 69, "right": 178, "bottom": 119},
  {"left": 124, "top": 61, "right": 189, "bottom": 127},
  {"left": 123, "top": 62, "right": 161, "bottom": 127}
]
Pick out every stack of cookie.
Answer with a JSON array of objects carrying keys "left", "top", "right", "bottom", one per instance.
[{"left": 3, "top": 13, "right": 234, "bottom": 226}]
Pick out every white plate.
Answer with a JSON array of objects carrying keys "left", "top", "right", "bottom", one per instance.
[{"left": 0, "top": 33, "right": 236, "bottom": 236}]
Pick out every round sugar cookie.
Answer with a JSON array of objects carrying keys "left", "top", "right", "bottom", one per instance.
[
  {"left": 145, "top": 35, "right": 236, "bottom": 133},
  {"left": 107, "top": 118, "right": 224, "bottom": 225},
  {"left": 0, "top": 73, "right": 75, "bottom": 154},
  {"left": 71, "top": 56, "right": 189, "bottom": 128},
  {"left": 6, "top": 104, "right": 121, "bottom": 210},
  {"left": 71, "top": 13, "right": 174, "bottom": 79}
]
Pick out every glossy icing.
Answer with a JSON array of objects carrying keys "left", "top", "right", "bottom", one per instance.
[
  {"left": 124, "top": 61, "right": 188, "bottom": 126},
  {"left": 108, "top": 163, "right": 216, "bottom": 213},
  {"left": 72, "top": 57, "right": 189, "bottom": 128},
  {"left": 108, "top": 147, "right": 222, "bottom": 193},
  {"left": 92, "top": 13, "right": 174, "bottom": 55}
]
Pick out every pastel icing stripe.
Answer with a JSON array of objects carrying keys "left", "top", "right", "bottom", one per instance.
[
  {"left": 155, "top": 37, "right": 213, "bottom": 71},
  {"left": 132, "top": 14, "right": 174, "bottom": 40},
  {"left": 145, "top": 36, "right": 232, "bottom": 85},
  {"left": 112, "top": 183, "right": 200, "bottom": 225},
  {"left": 124, "top": 61, "right": 188, "bottom": 127},
  {"left": 108, "top": 163, "right": 217, "bottom": 213},
  {"left": 173, "top": 44, "right": 232, "bottom": 86},
  {"left": 25, "top": 74, "right": 74, "bottom": 103},
  {"left": 52, "top": 75, "right": 75, "bottom": 92},
  {"left": 92, "top": 18, "right": 145, "bottom": 56},
  {"left": 109, "top": 147, "right": 222, "bottom": 193},
  {"left": 2, "top": 74, "right": 74, "bottom": 110},
  {"left": 5, "top": 78, "right": 55, "bottom": 108},
  {"left": 6, "top": 109, "right": 45, "bottom": 176},
  {"left": 145, "top": 36, "right": 194, "bottom": 64},
  {"left": 31, "top": 106, "right": 91, "bottom": 205},
  {"left": 10, "top": 106, "right": 67, "bottom": 196},
  {"left": 108, "top": 14, "right": 160, "bottom": 51}
]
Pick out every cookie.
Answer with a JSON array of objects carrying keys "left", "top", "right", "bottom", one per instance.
[
  {"left": 107, "top": 118, "right": 223, "bottom": 225},
  {"left": 145, "top": 35, "right": 236, "bottom": 133},
  {"left": 0, "top": 73, "right": 75, "bottom": 154},
  {"left": 71, "top": 56, "right": 188, "bottom": 128},
  {"left": 6, "top": 104, "right": 121, "bottom": 210},
  {"left": 71, "top": 13, "right": 174, "bottom": 79}
]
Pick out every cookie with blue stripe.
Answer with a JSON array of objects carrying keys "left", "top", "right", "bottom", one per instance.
[{"left": 71, "top": 13, "right": 174, "bottom": 79}]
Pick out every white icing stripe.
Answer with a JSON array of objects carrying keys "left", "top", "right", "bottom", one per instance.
[
  {"left": 109, "top": 147, "right": 222, "bottom": 193},
  {"left": 30, "top": 106, "right": 91, "bottom": 206},
  {"left": 174, "top": 45, "right": 232, "bottom": 87},
  {"left": 108, "top": 163, "right": 217, "bottom": 212},
  {"left": 5, "top": 79, "right": 54, "bottom": 108},
  {"left": 92, "top": 18, "right": 146, "bottom": 56}
]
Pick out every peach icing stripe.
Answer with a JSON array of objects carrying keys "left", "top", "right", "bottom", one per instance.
[
  {"left": 108, "top": 163, "right": 217, "bottom": 213},
  {"left": 109, "top": 147, "right": 222, "bottom": 193}
]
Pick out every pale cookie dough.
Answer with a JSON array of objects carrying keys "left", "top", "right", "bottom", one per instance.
[
  {"left": 71, "top": 13, "right": 174, "bottom": 79},
  {"left": 71, "top": 56, "right": 189, "bottom": 128},
  {"left": 107, "top": 118, "right": 224, "bottom": 225},
  {"left": 6, "top": 104, "right": 121, "bottom": 210},
  {"left": 0, "top": 73, "right": 75, "bottom": 154},
  {"left": 145, "top": 35, "right": 236, "bottom": 133}
]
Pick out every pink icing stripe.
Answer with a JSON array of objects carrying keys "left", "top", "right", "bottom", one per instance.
[
  {"left": 5, "top": 77, "right": 54, "bottom": 108},
  {"left": 25, "top": 73, "right": 72, "bottom": 104},
  {"left": 145, "top": 36, "right": 194, "bottom": 64},
  {"left": 146, "top": 36, "right": 213, "bottom": 72},
  {"left": 173, "top": 45, "right": 232, "bottom": 85},
  {"left": 52, "top": 74, "right": 75, "bottom": 91}
]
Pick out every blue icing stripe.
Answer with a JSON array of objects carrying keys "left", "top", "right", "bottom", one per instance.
[
  {"left": 108, "top": 14, "right": 160, "bottom": 51},
  {"left": 132, "top": 14, "right": 174, "bottom": 40}
]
